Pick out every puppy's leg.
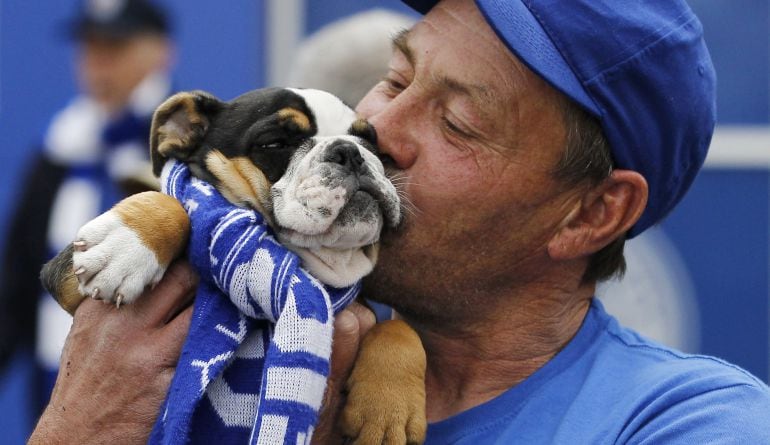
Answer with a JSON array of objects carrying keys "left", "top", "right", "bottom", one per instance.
[
  {"left": 44, "top": 191, "right": 190, "bottom": 312},
  {"left": 340, "top": 319, "right": 427, "bottom": 445}
]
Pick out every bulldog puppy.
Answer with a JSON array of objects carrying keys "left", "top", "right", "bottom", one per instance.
[{"left": 41, "top": 88, "right": 426, "bottom": 444}]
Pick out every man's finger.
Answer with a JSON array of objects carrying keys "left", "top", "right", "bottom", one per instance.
[
  {"left": 330, "top": 309, "right": 364, "bottom": 378},
  {"left": 346, "top": 302, "right": 377, "bottom": 339},
  {"left": 157, "top": 304, "right": 194, "bottom": 367},
  {"left": 320, "top": 305, "right": 375, "bottom": 438},
  {"left": 330, "top": 303, "right": 375, "bottom": 378},
  {"left": 314, "top": 308, "right": 370, "bottom": 445},
  {"left": 131, "top": 260, "right": 198, "bottom": 327}
]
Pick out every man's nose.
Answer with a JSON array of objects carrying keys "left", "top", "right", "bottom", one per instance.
[{"left": 357, "top": 94, "right": 419, "bottom": 170}]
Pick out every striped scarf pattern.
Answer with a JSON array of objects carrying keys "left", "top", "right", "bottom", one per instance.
[{"left": 150, "top": 160, "right": 359, "bottom": 444}]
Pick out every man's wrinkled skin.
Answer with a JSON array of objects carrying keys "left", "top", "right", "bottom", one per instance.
[{"left": 29, "top": 262, "right": 196, "bottom": 445}]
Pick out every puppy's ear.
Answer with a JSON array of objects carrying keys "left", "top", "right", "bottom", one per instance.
[{"left": 150, "top": 91, "right": 221, "bottom": 176}]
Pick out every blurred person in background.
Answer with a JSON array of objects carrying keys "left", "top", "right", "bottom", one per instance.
[
  {"left": 0, "top": 0, "right": 174, "bottom": 411},
  {"left": 286, "top": 9, "right": 416, "bottom": 108}
]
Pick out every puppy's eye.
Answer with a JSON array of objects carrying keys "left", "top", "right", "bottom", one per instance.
[{"left": 260, "top": 142, "right": 283, "bottom": 150}]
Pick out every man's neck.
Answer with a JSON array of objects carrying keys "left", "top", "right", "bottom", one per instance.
[{"left": 406, "top": 283, "right": 594, "bottom": 422}]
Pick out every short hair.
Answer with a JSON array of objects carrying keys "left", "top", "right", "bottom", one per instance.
[{"left": 553, "top": 97, "right": 626, "bottom": 283}]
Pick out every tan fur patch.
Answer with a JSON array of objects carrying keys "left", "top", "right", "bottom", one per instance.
[
  {"left": 204, "top": 151, "right": 274, "bottom": 224},
  {"left": 112, "top": 191, "right": 190, "bottom": 266},
  {"left": 340, "top": 319, "right": 427, "bottom": 443},
  {"left": 57, "top": 272, "right": 84, "bottom": 315},
  {"left": 231, "top": 157, "right": 273, "bottom": 215},
  {"left": 278, "top": 107, "right": 311, "bottom": 131},
  {"left": 350, "top": 118, "right": 370, "bottom": 135}
]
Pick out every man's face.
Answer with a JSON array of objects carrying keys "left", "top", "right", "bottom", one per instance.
[
  {"left": 77, "top": 33, "right": 170, "bottom": 113},
  {"left": 356, "top": 0, "right": 583, "bottom": 322}
]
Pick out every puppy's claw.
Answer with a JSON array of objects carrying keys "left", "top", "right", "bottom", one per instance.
[
  {"left": 73, "top": 240, "right": 87, "bottom": 251},
  {"left": 90, "top": 288, "right": 100, "bottom": 300},
  {"left": 116, "top": 294, "right": 124, "bottom": 309},
  {"left": 74, "top": 267, "right": 86, "bottom": 276}
]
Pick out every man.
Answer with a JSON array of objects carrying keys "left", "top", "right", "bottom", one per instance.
[
  {"left": 0, "top": 0, "right": 174, "bottom": 412},
  {"left": 29, "top": 0, "right": 770, "bottom": 443}
]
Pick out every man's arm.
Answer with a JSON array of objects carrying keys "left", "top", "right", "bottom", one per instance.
[{"left": 28, "top": 261, "right": 197, "bottom": 445}]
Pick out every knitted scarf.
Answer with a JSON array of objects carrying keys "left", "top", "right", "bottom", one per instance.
[{"left": 149, "top": 160, "right": 359, "bottom": 444}]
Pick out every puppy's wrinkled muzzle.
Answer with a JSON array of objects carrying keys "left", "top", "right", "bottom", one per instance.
[{"left": 272, "top": 136, "right": 400, "bottom": 251}]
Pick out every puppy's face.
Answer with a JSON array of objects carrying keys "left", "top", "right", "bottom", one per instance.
[{"left": 150, "top": 87, "right": 400, "bottom": 255}]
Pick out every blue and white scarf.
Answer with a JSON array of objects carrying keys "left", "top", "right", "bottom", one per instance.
[{"left": 150, "top": 160, "right": 360, "bottom": 444}]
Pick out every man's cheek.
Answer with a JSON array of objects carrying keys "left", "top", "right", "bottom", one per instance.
[{"left": 355, "top": 89, "right": 388, "bottom": 117}]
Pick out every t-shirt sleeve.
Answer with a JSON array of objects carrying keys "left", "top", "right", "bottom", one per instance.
[{"left": 625, "top": 382, "right": 770, "bottom": 444}]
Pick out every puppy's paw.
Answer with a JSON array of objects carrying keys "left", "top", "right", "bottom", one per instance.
[
  {"left": 72, "top": 210, "right": 166, "bottom": 306},
  {"left": 340, "top": 320, "right": 427, "bottom": 445}
]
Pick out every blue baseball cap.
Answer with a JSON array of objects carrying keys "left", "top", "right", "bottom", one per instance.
[{"left": 403, "top": 0, "right": 716, "bottom": 238}]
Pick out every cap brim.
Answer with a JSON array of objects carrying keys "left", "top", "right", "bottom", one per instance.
[{"left": 476, "top": 0, "right": 598, "bottom": 116}]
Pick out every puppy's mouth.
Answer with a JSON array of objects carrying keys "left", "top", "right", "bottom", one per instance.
[
  {"left": 275, "top": 195, "right": 374, "bottom": 248},
  {"left": 359, "top": 175, "right": 400, "bottom": 229}
]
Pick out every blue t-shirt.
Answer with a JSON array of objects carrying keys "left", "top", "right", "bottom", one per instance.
[{"left": 426, "top": 299, "right": 770, "bottom": 444}]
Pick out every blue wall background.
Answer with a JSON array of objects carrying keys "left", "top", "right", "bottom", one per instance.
[
  {"left": 0, "top": 0, "right": 768, "bottom": 443},
  {"left": 665, "top": 0, "right": 769, "bottom": 382},
  {"left": 690, "top": 0, "right": 769, "bottom": 124}
]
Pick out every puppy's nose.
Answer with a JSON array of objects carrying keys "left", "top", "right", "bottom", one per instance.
[{"left": 326, "top": 140, "right": 365, "bottom": 172}]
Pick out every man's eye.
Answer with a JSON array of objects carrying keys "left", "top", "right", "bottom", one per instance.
[
  {"left": 441, "top": 116, "right": 469, "bottom": 138},
  {"left": 382, "top": 77, "right": 407, "bottom": 96},
  {"left": 442, "top": 117, "right": 460, "bottom": 133}
]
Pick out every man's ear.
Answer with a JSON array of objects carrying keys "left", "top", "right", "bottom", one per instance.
[
  {"left": 149, "top": 90, "right": 220, "bottom": 176},
  {"left": 548, "top": 170, "right": 648, "bottom": 260}
]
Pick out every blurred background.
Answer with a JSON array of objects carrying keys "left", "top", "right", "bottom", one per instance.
[{"left": 0, "top": 0, "right": 767, "bottom": 442}]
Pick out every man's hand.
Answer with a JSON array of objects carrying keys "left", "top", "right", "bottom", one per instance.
[
  {"left": 313, "top": 302, "right": 377, "bottom": 444},
  {"left": 28, "top": 260, "right": 197, "bottom": 445}
]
